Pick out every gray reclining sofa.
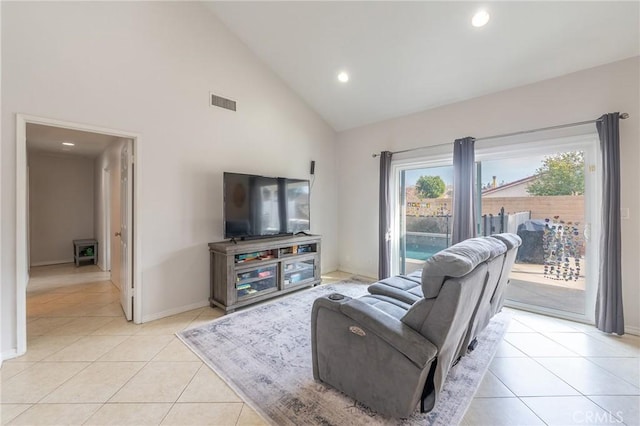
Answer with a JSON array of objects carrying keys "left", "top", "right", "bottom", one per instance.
[{"left": 311, "top": 233, "right": 521, "bottom": 418}]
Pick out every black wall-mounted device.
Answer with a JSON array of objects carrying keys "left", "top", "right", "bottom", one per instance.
[{"left": 310, "top": 160, "right": 316, "bottom": 175}]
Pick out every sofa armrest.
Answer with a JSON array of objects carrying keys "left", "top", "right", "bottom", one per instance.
[
  {"left": 313, "top": 294, "right": 437, "bottom": 368},
  {"left": 311, "top": 294, "right": 439, "bottom": 417}
]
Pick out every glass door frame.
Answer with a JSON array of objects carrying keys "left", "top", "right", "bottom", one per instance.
[
  {"left": 390, "top": 153, "right": 452, "bottom": 277},
  {"left": 476, "top": 133, "right": 601, "bottom": 324},
  {"left": 389, "top": 132, "right": 601, "bottom": 325}
]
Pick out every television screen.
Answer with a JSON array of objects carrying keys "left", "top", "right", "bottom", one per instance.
[
  {"left": 285, "top": 179, "right": 310, "bottom": 234},
  {"left": 223, "top": 173, "right": 310, "bottom": 239}
]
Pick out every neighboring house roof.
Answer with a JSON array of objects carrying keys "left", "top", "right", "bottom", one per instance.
[{"left": 482, "top": 175, "right": 537, "bottom": 196}]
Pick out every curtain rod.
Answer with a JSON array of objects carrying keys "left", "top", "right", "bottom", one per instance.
[{"left": 372, "top": 112, "right": 630, "bottom": 158}]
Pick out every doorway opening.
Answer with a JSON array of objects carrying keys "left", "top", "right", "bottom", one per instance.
[{"left": 15, "top": 114, "right": 141, "bottom": 357}]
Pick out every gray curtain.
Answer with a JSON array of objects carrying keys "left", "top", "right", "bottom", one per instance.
[
  {"left": 452, "top": 137, "right": 476, "bottom": 245},
  {"left": 379, "top": 151, "right": 393, "bottom": 279},
  {"left": 595, "top": 113, "right": 624, "bottom": 334}
]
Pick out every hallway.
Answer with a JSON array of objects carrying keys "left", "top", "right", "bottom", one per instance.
[{"left": 27, "top": 264, "right": 117, "bottom": 317}]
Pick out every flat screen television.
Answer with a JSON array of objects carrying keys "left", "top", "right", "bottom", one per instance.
[{"left": 223, "top": 172, "right": 310, "bottom": 239}]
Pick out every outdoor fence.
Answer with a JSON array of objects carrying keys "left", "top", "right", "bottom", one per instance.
[
  {"left": 403, "top": 210, "right": 531, "bottom": 265},
  {"left": 402, "top": 193, "right": 586, "bottom": 275},
  {"left": 406, "top": 193, "right": 585, "bottom": 226},
  {"left": 481, "top": 196, "right": 584, "bottom": 226},
  {"left": 480, "top": 208, "right": 531, "bottom": 236}
]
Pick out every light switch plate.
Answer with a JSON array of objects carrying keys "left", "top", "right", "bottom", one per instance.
[{"left": 621, "top": 208, "right": 630, "bottom": 220}]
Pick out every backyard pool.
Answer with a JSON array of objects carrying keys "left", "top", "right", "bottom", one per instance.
[{"left": 405, "top": 249, "right": 441, "bottom": 261}]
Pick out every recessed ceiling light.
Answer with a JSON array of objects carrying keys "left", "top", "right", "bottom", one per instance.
[
  {"left": 472, "top": 10, "right": 490, "bottom": 27},
  {"left": 62, "top": 142, "right": 75, "bottom": 146},
  {"left": 337, "top": 71, "right": 349, "bottom": 83}
]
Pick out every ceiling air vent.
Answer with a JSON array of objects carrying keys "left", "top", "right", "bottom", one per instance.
[{"left": 210, "top": 92, "right": 236, "bottom": 112}]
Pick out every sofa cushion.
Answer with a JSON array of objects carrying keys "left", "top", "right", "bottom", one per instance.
[
  {"left": 357, "top": 294, "right": 413, "bottom": 320},
  {"left": 377, "top": 274, "right": 422, "bottom": 290},
  {"left": 367, "top": 275, "right": 423, "bottom": 305},
  {"left": 421, "top": 237, "right": 495, "bottom": 298},
  {"left": 407, "top": 270, "right": 422, "bottom": 279}
]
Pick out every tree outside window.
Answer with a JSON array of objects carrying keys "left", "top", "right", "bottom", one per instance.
[
  {"left": 526, "top": 151, "right": 584, "bottom": 196},
  {"left": 415, "top": 175, "right": 446, "bottom": 199}
]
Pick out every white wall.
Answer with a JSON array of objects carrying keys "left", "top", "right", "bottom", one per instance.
[
  {"left": 28, "top": 152, "right": 95, "bottom": 265},
  {"left": 0, "top": 0, "right": 3, "bottom": 365},
  {"left": 337, "top": 57, "right": 640, "bottom": 333},
  {"left": 2, "top": 2, "right": 338, "bottom": 354}
]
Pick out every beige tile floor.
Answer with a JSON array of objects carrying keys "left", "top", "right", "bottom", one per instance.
[
  {"left": 461, "top": 310, "right": 640, "bottom": 425},
  {"left": 1, "top": 266, "right": 639, "bottom": 425},
  {"left": 1, "top": 264, "right": 266, "bottom": 426}
]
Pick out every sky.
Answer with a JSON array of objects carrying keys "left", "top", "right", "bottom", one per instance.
[{"left": 404, "top": 155, "right": 547, "bottom": 187}]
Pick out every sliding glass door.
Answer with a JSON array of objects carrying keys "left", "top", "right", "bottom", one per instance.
[
  {"left": 476, "top": 135, "right": 600, "bottom": 322},
  {"left": 391, "top": 132, "right": 600, "bottom": 323},
  {"left": 393, "top": 161, "right": 454, "bottom": 275}
]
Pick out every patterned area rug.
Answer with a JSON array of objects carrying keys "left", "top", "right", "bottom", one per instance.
[{"left": 178, "top": 279, "right": 511, "bottom": 425}]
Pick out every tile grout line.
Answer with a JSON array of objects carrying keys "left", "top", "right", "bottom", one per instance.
[
  {"left": 582, "top": 395, "right": 631, "bottom": 424},
  {"left": 540, "top": 329, "right": 639, "bottom": 359},
  {"left": 489, "top": 327, "right": 587, "bottom": 425},
  {"left": 486, "top": 358, "right": 550, "bottom": 424},
  {"left": 581, "top": 357, "right": 640, "bottom": 389},
  {"left": 504, "top": 324, "right": 639, "bottom": 423},
  {"left": 19, "top": 270, "right": 142, "bottom": 423},
  {"left": 155, "top": 359, "right": 204, "bottom": 425}
]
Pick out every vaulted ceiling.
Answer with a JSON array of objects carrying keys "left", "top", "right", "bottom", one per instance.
[{"left": 206, "top": 1, "right": 640, "bottom": 131}]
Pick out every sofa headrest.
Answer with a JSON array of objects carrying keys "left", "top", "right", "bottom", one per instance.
[
  {"left": 489, "top": 233, "right": 522, "bottom": 250},
  {"left": 484, "top": 236, "right": 508, "bottom": 259},
  {"left": 421, "top": 237, "right": 504, "bottom": 298}
]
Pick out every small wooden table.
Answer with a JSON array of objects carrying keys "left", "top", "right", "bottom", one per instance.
[{"left": 73, "top": 239, "right": 98, "bottom": 267}]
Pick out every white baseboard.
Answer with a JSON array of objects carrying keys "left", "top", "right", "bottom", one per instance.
[
  {"left": 625, "top": 325, "right": 640, "bottom": 336},
  {"left": 141, "top": 300, "right": 210, "bottom": 323},
  {"left": 30, "top": 259, "right": 73, "bottom": 267},
  {"left": 333, "top": 267, "right": 376, "bottom": 281},
  {"left": 2, "top": 348, "right": 20, "bottom": 361}
]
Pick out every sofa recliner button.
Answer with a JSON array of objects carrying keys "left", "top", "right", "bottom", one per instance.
[{"left": 349, "top": 326, "right": 366, "bottom": 337}]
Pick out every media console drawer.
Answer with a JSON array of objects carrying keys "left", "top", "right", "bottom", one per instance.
[
  {"left": 282, "top": 256, "right": 316, "bottom": 288},
  {"left": 235, "top": 264, "right": 278, "bottom": 300},
  {"left": 209, "top": 235, "right": 321, "bottom": 313}
]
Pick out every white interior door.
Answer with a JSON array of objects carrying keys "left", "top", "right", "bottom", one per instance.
[
  {"left": 103, "top": 168, "right": 111, "bottom": 272},
  {"left": 120, "top": 142, "right": 133, "bottom": 320}
]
